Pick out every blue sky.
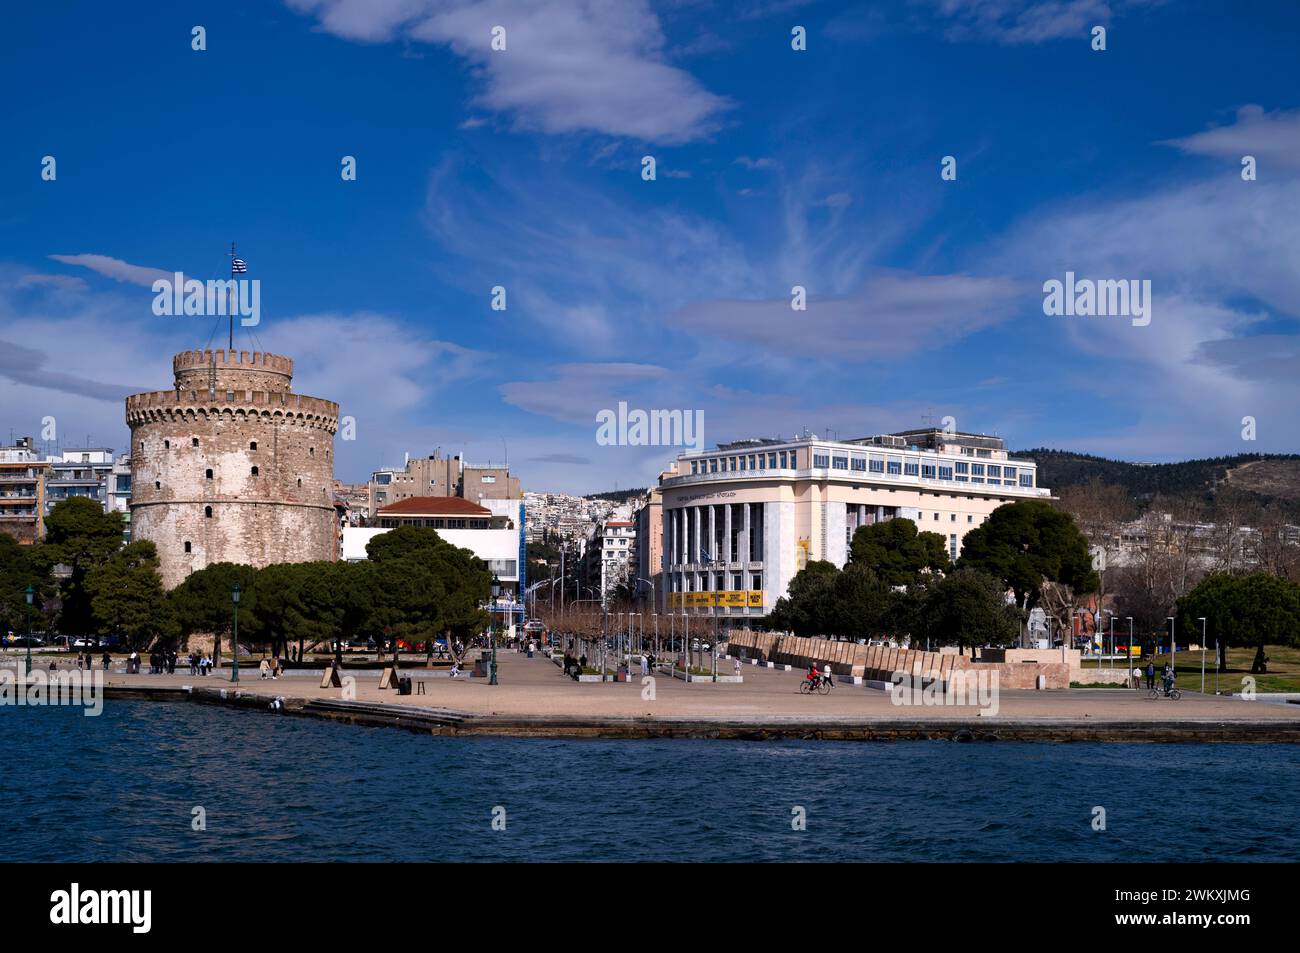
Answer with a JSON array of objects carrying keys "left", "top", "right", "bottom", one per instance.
[{"left": 3, "top": 0, "right": 1299, "bottom": 493}]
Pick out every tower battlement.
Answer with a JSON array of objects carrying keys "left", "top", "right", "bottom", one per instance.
[{"left": 173, "top": 349, "right": 294, "bottom": 376}]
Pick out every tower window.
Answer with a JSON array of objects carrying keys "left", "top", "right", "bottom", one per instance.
[
  {"left": 251, "top": 466, "right": 259, "bottom": 476},
  {"left": 164, "top": 440, "right": 170, "bottom": 449},
  {"left": 155, "top": 481, "right": 160, "bottom": 490},
  {"left": 309, "top": 447, "right": 314, "bottom": 456},
  {"left": 249, "top": 441, "right": 257, "bottom": 451},
  {"left": 139, "top": 442, "right": 145, "bottom": 453},
  {"left": 205, "top": 469, "right": 213, "bottom": 480},
  {"left": 192, "top": 437, "right": 199, "bottom": 447},
  {"left": 297, "top": 478, "right": 302, "bottom": 487},
  {"left": 184, "top": 541, "right": 192, "bottom": 554},
  {"left": 204, "top": 506, "right": 212, "bottom": 518}
]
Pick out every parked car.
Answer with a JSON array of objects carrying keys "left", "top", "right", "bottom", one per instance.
[
  {"left": 73, "top": 636, "right": 100, "bottom": 649},
  {"left": 8, "top": 635, "right": 47, "bottom": 647}
]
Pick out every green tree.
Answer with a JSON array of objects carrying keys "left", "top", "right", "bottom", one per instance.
[
  {"left": 915, "top": 568, "right": 1020, "bottom": 655},
  {"left": 168, "top": 562, "right": 259, "bottom": 663},
  {"left": 41, "top": 497, "right": 124, "bottom": 634},
  {"left": 366, "top": 527, "right": 491, "bottom": 663},
  {"left": 85, "top": 541, "right": 176, "bottom": 650},
  {"left": 768, "top": 561, "right": 839, "bottom": 635},
  {"left": 957, "top": 500, "right": 1098, "bottom": 613},
  {"left": 1176, "top": 572, "right": 1300, "bottom": 674},
  {"left": 0, "top": 534, "right": 53, "bottom": 635},
  {"left": 849, "top": 518, "right": 951, "bottom": 586}
]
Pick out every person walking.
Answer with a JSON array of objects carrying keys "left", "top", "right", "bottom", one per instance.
[{"left": 1145, "top": 660, "right": 1155, "bottom": 691}]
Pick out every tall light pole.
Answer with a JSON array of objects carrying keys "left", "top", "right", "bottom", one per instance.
[
  {"left": 489, "top": 574, "right": 500, "bottom": 685},
  {"left": 230, "top": 584, "right": 241, "bottom": 683},
  {"left": 1166, "top": 616, "right": 1176, "bottom": 682},
  {"left": 1198, "top": 616, "right": 1207, "bottom": 695},
  {"left": 1126, "top": 617, "right": 1134, "bottom": 688},
  {"left": 24, "top": 584, "right": 34, "bottom": 676},
  {"left": 1104, "top": 609, "right": 1115, "bottom": 671}
]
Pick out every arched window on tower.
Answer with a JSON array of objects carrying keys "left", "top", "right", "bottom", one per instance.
[
  {"left": 204, "top": 506, "right": 212, "bottom": 518},
  {"left": 251, "top": 466, "right": 259, "bottom": 476},
  {"left": 184, "top": 541, "right": 192, "bottom": 554},
  {"left": 205, "top": 469, "right": 213, "bottom": 480}
]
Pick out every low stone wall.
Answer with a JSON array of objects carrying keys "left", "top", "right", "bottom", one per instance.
[{"left": 725, "top": 631, "right": 1070, "bottom": 689}]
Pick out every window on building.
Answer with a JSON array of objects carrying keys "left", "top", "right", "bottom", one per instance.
[
  {"left": 949, "top": 534, "right": 958, "bottom": 561},
  {"left": 250, "top": 441, "right": 257, "bottom": 451},
  {"left": 955, "top": 462, "right": 969, "bottom": 474},
  {"left": 739, "top": 456, "right": 747, "bottom": 471},
  {"left": 710, "top": 459, "right": 718, "bottom": 473},
  {"left": 779, "top": 451, "right": 788, "bottom": 468},
  {"left": 968, "top": 514, "right": 974, "bottom": 523},
  {"left": 1003, "top": 467, "right": 1016, "bottom": 479},
  {"left": 921, "top": 464, "right": 936, "bottom": 479},
  {"left": 691, "top": 461, "right": 699, "bottom": 475},
  {"left": 251, "top": 466, "right": 259, "bottom": 476},
  {"left": 851, "top": 457, "right": 866, "bottom": 472},
  {"left": 813, "top": 452, "right": 830, "bottom": 468},
  {"left": 297, "top": 478, "right": 302, "bottom": 487},
  {"left": 1019, "top": 473, "right": 1034, "bottom": 487},
  {"left": 987, "top": 465, "right": 1001, "bottom": 478},
  {"left": 939, "top": 466, "right": 953, "bottom": 480},
  {"left": 904, "top": 462, "right": 919, "bottom": 476},
  {"left": 933, "top": 512, "right": 939, "bottom": 521},
  {"left": 971, "top": 463, "right": 985, "bottom": 476},
  {"left": 832, "top": 455, "right": 849, "bottom": 470},
  {"left": 205, "top": 469, "right": 213, "bottom": 479},
  {"left": 184, "top": 541, "right": 191, "bottom": 554},
  {"left": 309, "top": 447, "right": 314, "bottom": 456},
  {"left": 869, "top": 458, "right": 884, "bottom": 473},
  {"left": 887, "top": 459, "right": 902, "bottom": 475},
  {"left": 204, "top": 506, "right": 212, "bottom": 518},
  {"left": 164, "top": 440, "right": 170, "bottom": 449},
  {"left": 192, "top": 438, "right": 199, "bottom": 447},
  {"left": 154, "top": 481, "right": 160, "bottom": 490},
  {"left": 768, "top": 452, "right": 777, "bottom": 468}
]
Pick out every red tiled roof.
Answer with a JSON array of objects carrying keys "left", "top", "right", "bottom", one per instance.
[{"left": 377, "top": 496, "right": 492, "bottom": 517}]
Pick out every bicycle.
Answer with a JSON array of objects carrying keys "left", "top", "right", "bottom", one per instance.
[
  {"left": 799, "top": 676, "right": 831, "bottom": 695},
  {"left": 1148, "top": 685, "right": 1182, "bottom": 700}
]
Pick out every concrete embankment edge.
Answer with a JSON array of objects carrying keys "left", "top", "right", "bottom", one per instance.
[{"left": 99, "top": 685, "right": 1300, "bottom": 742}]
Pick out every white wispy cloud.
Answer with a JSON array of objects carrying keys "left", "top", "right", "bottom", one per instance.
[
  {"left": 48, "top": 253, "right": 171, "bottom": 287},
  {"left": 286, "top": 0, "right": 731, "bottom": 143},
  {"left": 1161, "top": 104, "right": 1300, "bottom": 172}
]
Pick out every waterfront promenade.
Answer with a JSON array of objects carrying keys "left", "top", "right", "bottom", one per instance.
[{"left": 45, "top": 648, "right": 1300, "bottom": 734}]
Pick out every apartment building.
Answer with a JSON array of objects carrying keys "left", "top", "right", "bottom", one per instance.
[{"left": 0, "top": 437, "right": 49, "bottom": 544}]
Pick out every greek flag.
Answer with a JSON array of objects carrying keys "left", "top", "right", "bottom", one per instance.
[
  {"left": 231, "top": 258, "right": 247, "bottom": 273},
  {"left": 701, "top": 547, "right": 714, "bottom": 563}
]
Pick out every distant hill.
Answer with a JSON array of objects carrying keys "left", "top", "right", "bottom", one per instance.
[
  {"left": 1016, "top": 449, "right": 1300, "bottom": 513},
  {"left": 586, "top": 488, "right": 648, "bottom": 504}
]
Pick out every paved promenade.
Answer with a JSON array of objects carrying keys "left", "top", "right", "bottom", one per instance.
[{"left": 79, "top": 649, "right": 1300, "bottom": 724}]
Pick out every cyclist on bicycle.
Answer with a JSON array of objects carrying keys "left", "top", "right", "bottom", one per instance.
[
  {"left": 1162, "top": 666, "right": 1175, "bottom": 695},
  {"left": 807, "top": 664, "right": 820, "bottom": 687}
]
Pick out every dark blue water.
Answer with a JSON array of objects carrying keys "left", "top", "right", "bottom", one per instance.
[{"left": 2, "top": 701, "right": 1296, "bottom": 862}]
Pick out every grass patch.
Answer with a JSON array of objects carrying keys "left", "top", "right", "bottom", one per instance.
[{"left": 1150, "top": 643, "right": 1300, "bottom": 694}]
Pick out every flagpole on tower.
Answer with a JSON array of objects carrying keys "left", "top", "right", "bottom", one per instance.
[
  {"left": 227, "top": 242, "right": 247, "bottom": 351},
  {"left": 227, "top": 242, "right": 236, "bottom": 351}
]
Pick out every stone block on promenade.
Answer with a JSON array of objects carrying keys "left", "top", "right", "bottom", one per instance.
[{"left": 939, "top": 654, "right": 954, "bottom": 681}]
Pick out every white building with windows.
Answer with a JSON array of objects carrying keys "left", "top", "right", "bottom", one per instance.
[
  {"left": 660, "top": 427, "right": 1050, "bottom": 622},
  {"left": 582, "top": 519, "right": 637, "bottom": 607}
]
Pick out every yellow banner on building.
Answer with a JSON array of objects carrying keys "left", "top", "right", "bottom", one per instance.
[{"left": 747, "top": 591, "right": 764, "bottom": 607}]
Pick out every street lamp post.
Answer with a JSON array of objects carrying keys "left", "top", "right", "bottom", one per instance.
[
  {"left": 489, "top": 575, "right": 500, "bottom": 686},
  {"left": 1198, "top": 616, "right": 1207, "bottom": 695},
  {"left": 24, "top": 584, "right": 34, "bottom": 677},
  {"left": 1167, "top": 616, "right": 1176, "bottom": 680},
  {"left": 1126, "top": 617, "right": 1134, "bottom": 688},
  {"left": 230, "top": 584, "right": 241, "bottom": 683}
]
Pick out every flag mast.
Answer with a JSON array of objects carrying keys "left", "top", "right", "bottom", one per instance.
[{"left": 227, "top": 242, "right": 247, "bottom": 351}]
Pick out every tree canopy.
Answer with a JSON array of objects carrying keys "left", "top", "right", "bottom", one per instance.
[
  {"left": 956, "top": 500, "right": 1098, "bottom": 612},
  {"left": 849, "top": 518, "right": 950, "bottom": 586}
]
